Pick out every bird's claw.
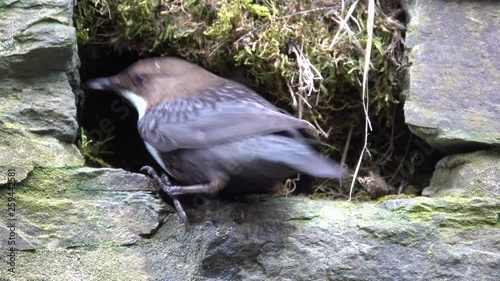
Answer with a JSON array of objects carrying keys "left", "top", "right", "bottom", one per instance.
[
  {"left": 140, "top": 165, "right": 161, "bottom": 184},
  {"left": 141, "top": 165, "right": 173, "bottom": 186},
  {"left": 140, "top": 165, "right": 188, "bottom": 226},
  {"left": 140, "top": 165, "right": 155, "bottom": 175}
]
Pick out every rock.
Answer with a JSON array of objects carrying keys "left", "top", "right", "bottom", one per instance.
[
  {"left": 0, "top": 75, "right": 84, "bottom": 184},
  {"left": 402, "top": 0, "right": 500, "bottom": 152},
  {"left": 0, "top": 196, "right": 498, "bottom": 280},
  {"left": 0, "top": 0, "right": 76, "bottom": 77},
  {"left": 0, "top": 226, "right": 36, "bottom": 251},
  {"left": 0, "top": 0, "right": 83, "bottom": 185},
  {"left": 422, "top": 149, "right": 500, "bottom": 197},
  {"left": 0, "top": 167, "right": 170, "bottom": 251}
]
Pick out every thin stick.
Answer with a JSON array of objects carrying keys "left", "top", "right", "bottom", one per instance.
[
  {"left": 340, "top": 124, "right": 353, "bottom": 169},
  {"left": 348, "top": 0, "right": 375, "bottom": 201}
]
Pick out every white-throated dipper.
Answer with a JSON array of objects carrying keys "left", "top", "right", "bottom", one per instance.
[{"left": 85, "top": 57, "right": 345, "bottom": 224}]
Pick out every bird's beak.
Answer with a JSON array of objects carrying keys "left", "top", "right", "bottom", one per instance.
[{"left": 84, "top": 77, "right": 119, "bottom": 92}]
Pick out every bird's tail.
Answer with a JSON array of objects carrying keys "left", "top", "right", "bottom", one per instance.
[
  {"left": 263, "top": 135, "right": 346, "bottom": 179},
  {"left": 288, "top": 149, "right": 346, "bottom": 179}
]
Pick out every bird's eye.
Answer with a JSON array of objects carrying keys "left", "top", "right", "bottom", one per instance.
[{"left": 136, "top": 73, "right": 147, "bottom": 83}]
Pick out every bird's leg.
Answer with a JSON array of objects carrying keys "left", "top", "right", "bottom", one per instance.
[
  {"left": 141, "top": 166, "right": 227, "bottom": 225},
  {"left": 140, "top": 166, "right": 188, "bottom": 225},
  {"left": 163, "top": 177, "right": 227, "bottom": 197}
]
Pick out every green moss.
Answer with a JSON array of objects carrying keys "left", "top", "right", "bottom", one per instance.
[
  {"left": 74, "top": 0, "right": 404, "bottom": 117},
  {"left": 390, "top": 197, "right": 500, "bottom": 229},
  {"left": 12, "top": 248, "right": 152, "bottom": 279},
  {"left": 9, "top": 167, "right": 80, "bottom": 216},
  {"left": 9, "top": 167, "right": 119, "bottom": 214}
]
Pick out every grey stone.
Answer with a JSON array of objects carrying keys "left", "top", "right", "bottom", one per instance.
[
  {"left": 0, "top": 0, "right": 75, "bottom": 77},
  {"left": 0, "top": 75, "right": 79, "bottom": 142},
  {"left": 402, "top": 0, "right": 500, "bottom": 151},
  {"left": 422, "top": 149, "right": 500, "bottom": 197},
  {"left": 0, "top": 167, "right": 170, "bottom": 251},
  {"left": 0, "top": 131, "right": 83, "bottom": 186},
  {"left": 0, "top": 196, "right": 498, "bottom": 280},
  {"left": 0, "top": 0, "right": 83, "bottom": 185}
]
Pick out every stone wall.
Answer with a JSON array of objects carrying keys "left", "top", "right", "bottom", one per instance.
[{"left": 0, "top": 0, "right": 498, "bottom": 280}]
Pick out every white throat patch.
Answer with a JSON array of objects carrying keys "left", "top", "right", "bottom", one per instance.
[
  {"left": 122, "top": 90, "right": 148, "bottom": 119},
  {"left": 144, "top": 142, "right": 170, "bottom": 173}
]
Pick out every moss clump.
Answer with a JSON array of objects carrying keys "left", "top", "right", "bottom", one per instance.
[
  {"left": 78, "top": 128, "right": 114, "bottom": 168},
  {"left": 74, "top": 0, "right": 407, "bottom": 198}
]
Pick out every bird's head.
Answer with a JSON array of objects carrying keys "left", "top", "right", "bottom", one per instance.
[{"left": 84, "top": 57, "right": 223, "bottom": 118}]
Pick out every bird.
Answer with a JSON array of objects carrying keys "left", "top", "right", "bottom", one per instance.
[{"left": 85, "top": 57, "right": 345, "bottom": 224}]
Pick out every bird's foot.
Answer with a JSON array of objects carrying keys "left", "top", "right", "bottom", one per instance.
[
  {"left": 140, "top": 166, "right": 188, "bottom": 226},
  {"left": 140, "top": 165, "right": 171, "bottom": 186}
]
